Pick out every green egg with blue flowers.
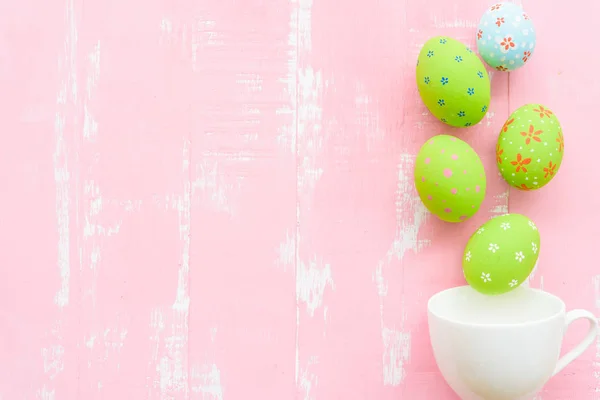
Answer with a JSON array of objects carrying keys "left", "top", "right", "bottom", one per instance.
[{"left": 416, "top": 36, "right": 491, "bottom": 127}]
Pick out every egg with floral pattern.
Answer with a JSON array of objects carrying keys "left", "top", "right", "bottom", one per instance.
[
  {"left": 476, "top": 2, "right": 536, "bottom": 71},
  {"left": 496, "top": 104, "right": 564, "bottom": 191},
  {"left": 416, "top": 36, "right": 491, "bottom": 127},
  {"left": 414, "top": 134, "right": 486, "bottom": 223},
  {"left": 463, "top": 214, "right": 541, "bottom": 295}
]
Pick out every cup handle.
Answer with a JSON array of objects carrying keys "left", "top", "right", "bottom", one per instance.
[{"left": 552, "top": 309, "right": 599, "bottom": 376}]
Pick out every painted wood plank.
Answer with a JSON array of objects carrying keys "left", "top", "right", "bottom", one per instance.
[
  {"left": 0, "top": 1, "right": 82, "bottom": 397},
  {"left": 187, "top": 0, "right": 297, "bottom": 398}
]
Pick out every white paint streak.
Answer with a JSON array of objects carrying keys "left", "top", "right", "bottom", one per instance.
[
  {"left": 103, "top": 327, "right": 128, "bottom": 352},
  {"left": 297, "top": 67, "right": 324, "bottom": 191},
  {"left": 489, "top": 190, "right": 509, "bottom": 215},
  {"left": 191, "top": 19, "right": 221, "bottom": 71},
  {"left": 86, "top": 41, "right": 100, "bottom": 98},
  {"left": 387, "top": 155, "right": 430, "bottom": 261},
  {"left": 37, "top": 387, "right": 56, "bottom": 400},
  {"left": 299, "top": 364, "right": 318, "bottom": 400},
  {"left": 160, "top": 18, "right": 173, "bottom": 35},
  {"left": 83, "top": 42, "right": 100, "bottom": 140},
  {"left": 191, "top": 364, "right": 224, "bottom": 399},
  {"left": 174, "top": 138, "right": 191, "bottom": 314},
  {"left": 41, "top": 345, "right": 65, "bottom": 379},
  {"left": 53, "top": 114, "right": 71, "bottom": 309},
  {"left": 289, "top": 0, "right": 333, "bottom": 389},
  {"left": 277, "top": 0, "right": 299, "bottom": 152},
  {"left": 149, "top": 308, "right": 165, "bottom": 361},
  {"left": 149, "top": 140, "right": 191, "bottom": 397},
  {"left": 85, "top": 335, "right": 96, "bottom": 349},
  {"left": 372, "top": 154, "right": 428, "bottom": 386},
  {"left": 80, "top": 327, "right": 128, "bottom": 372},
  {"left": 83, "top": 182, "right": 121, "bottom": 240},
  {"left": 191, "top": 160, "right": 240, "bottom": 215},
  {"left": 432, "top": 18, "right": 478, "bottom": 29},
  {"left": 237, "top": 72, "right": 263, "bottom": 93},
  {"left": 382, "top": 327, "right": 411, "bottom": 385},
  {"left": 53, "top": 0, "right": 81, "bottom": 308},
  {"left": 160, "top": 139, "right": 192, "bottom": 396},
  {"left": 485, "top": 110, "right": 496, "bottom": 127},
  {"left": 276, "top": 229, "right": 295, "bottom": 271},
  {"left": 297, "top": 256, "right": 334, "bottom": 317}
]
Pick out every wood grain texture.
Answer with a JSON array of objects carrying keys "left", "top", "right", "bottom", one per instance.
[{"left": 0, "top": 0, "right": 596, "bottom": 398}]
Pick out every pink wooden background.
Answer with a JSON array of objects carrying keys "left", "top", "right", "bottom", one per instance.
[{"left": 0, "top": 0, "right": 597, "bottom": 398}]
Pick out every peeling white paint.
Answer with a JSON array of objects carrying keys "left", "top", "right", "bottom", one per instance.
[
  {"left": 373, "top": 154, "right": 429, "bottom": 386},
  {"left": 191, "top": 19, "right": 221, "bottom": 71},
  {"left": 299, "top": 365, "right": 318, "bottom": 400},
  {"left": 37, "top": 387, "right": 55, "bottom": 400},
  {"left": 297, "top": 67, "right": 324, "bottom": 192},
  {"left": 83, "top": 104, "right": 98, "bottom": 140},
  {"left": 85, "top": 335, "right": 96, "bottom": 349},
  {"left": 374, "top": 262, "right": 388, "bottom": 299},
  {"left": 41, "top": 345, "right": 65, "bottom": 380},
  {"left": 102, "top": 327, "right": 128, "bottom": 353},
  {"left": 53, "top": 0, "right": 78, "bottom": 311},
  {"left": 277, "top": 0, "right": 299, "bottom": 152},
  {"left": 297, "top": 256, "right": 334, "bottom": 317},
  {"left": 485, "top": 110, "right": 497, "bottom": 127},
  {"left": 86, "top": 41, "right": 101, "bottom": 99},
  {"left": 276, "top": 229, "right": 295, "bottom": 271},
  {"left": 191, "top": 160, "right": 240, "bottom": 215},
  {"left": 489, "top": 190, "right": 509, "bottom": 215},
  {"left": 191, "top": 364, "right": 224, "bottom": 399},
  {"left": 83, "top": 181, "right": 121, "bottom": 239},
  {"left": 83, "top": 42, "right": 100, "bottom": 143},
  {"left": 150, "top": 307, "right": 189, "bottom": 396},
  {"left": 288, "top": 0, "right": 331, "bottom": 388},
  {"left": 382, "top": 327, "right": 411, "bottom": 385},
  {"left": 148, "top": 139, "right": 191, "bottom": 397},
  {"left": 174, "top": 138, "right": 191, "bottom": 313},
  {"left": 387, "top": 155, "right": 430, "bottom": 262},
  {"left": 432, "top": 17, "right": 478, "bottom": 29},
  {"left": 237, "top": 72, "right": 263, "bottom": 93},
  {"left": 149, "top": 308, "right": 165, "bottom": 361},
  {"left": 160, "top": 18, "right": 173, "bottom": 35}
]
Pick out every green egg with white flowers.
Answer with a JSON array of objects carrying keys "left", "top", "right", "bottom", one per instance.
[
  {"left": 462, "top": 214, "right": 541, "bottom": 295},
  {"left": 416, "top": 36, "right": 491, "bottom": 127}
]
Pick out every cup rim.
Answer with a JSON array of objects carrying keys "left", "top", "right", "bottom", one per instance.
[{"left": 427, "top": 285, "right": 566, "bottom": 328}]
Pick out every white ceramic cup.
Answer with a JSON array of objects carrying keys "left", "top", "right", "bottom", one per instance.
[{"left": 428, "top": 285, "right": 598, "bottom": 400}]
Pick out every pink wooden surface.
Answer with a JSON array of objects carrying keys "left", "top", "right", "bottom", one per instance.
[{"left": 0, "top": 0, "right": 597, "bottom": 398}]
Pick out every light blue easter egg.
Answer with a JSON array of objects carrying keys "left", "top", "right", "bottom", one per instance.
[{"left": 476, "top": 2, "right": 536, "bottom": 71}]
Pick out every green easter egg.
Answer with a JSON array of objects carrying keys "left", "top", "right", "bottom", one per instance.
[
  {"left": 463, "top": 214, "right": 541, "bottom": 295},
  {"left": 416, "top": 36, "right": 491, "bottom": 127},
  {"left": 496, "top": 104, "right": 564, "bottom": 190},
  {"left": 414, "top": 134, "right": 486, "bottom": 223}
]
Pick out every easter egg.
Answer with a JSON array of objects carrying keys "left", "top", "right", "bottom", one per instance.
[
  {"left": 414, "top": 134, "right": 486, "bottom": 223},
  {"left": 463, "top": 214, "right": 540, "bottom": 295},
  {"left": 416, "top": 36, "right": 491, "bottom": 128},
  {"left": 476, "top": 2, "right": 536, "bottom": 72},
  {"left": 496, "top": 104, "right": 564, "bottom": 191}
]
